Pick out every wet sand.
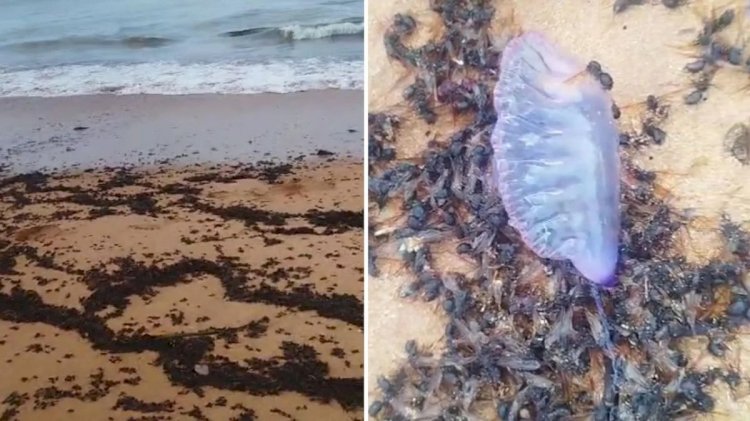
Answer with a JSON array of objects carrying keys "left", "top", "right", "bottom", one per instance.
[
  {"left": 0, "top": 90, "right": 363, "bottom": 173},
  {"left": 0, "top": 92, "right": 364, "bottom": 420},
  {"left": 368, "top": 0, "right": 750, "bottom": 418}
]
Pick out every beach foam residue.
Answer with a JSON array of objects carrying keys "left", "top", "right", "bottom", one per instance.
[
  {"left": 280, "top": 21, "right": 364, "bottom": 40},
  {"left": 0, "top": 59, "right": 363, "bottom": 97}
]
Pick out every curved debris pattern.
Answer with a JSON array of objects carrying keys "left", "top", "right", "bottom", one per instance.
[{"left": 0, "top": 159, "right": 364, "bottom": 419}]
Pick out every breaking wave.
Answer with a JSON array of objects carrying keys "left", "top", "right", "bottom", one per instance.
[
  {"left": 0, "top": 59, "right": 363, "bottom": 97},
  {"left": 280, "top": 21, "right": 364, "bottom": 40},
  {"left": 223, "top": 18, "right": 363, "bottom": 41}
]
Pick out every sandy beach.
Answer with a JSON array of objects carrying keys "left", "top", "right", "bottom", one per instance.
[
  {"left": 0, "top": 90, "right": 363, "bottom": 173},
  {"left": 0, "top": 91, "right": 364, "bottom": 420},
  {"left": 368, "top": 1, "right": 750, "bottom": 419}
]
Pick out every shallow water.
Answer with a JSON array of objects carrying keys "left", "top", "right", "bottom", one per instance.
[{"left": 0, "top": 0, "right": 363, "bottom": 95}]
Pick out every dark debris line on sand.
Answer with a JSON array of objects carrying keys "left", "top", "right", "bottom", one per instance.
[
  {"left": 0, "top": 285, "right": 362, "bottom": 410},
  {"left": 369, "top": 1, "right": 750, "bottom": 420},
  {"left": 0, "top": 158, "right": 364, "bottom": 416}
]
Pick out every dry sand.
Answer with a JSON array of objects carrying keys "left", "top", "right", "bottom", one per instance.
[
  {"left": 368, "top": 0, "right": 750, "bottom": 418},
  {"left": 0, "top": 90, "right": 363, "bottom": 173},
  {"left": 0, "top": 92, "right": 364, "bottom": 420}
]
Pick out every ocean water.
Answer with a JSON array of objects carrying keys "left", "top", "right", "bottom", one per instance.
[{"left": 0, "top": 0, "right": 363, "bottom": 96}]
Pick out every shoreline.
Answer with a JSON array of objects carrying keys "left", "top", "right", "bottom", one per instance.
[
  {"left": 0, "top": 73, "right": 365, "bottom": 419},
  {"left": 0, "top": 88, "right": 362, "bottom": 100},
  {"left": 0, "top": 89, "right": 364, "bottom": 174},
  {"left": 0, "top": 59, "right": 365, "bottom": 97}
]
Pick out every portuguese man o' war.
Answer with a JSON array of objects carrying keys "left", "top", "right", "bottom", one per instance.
[{"left": 490, "top": 31, "right": 621, "bottom": 286}]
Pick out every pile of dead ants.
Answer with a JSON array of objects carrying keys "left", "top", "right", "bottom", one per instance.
[
  {"left": 369, "top": 1, "right": 750, "bottom": 420},
  {"left": 0, "top": 160, "right": 364, "bottom": 416}
]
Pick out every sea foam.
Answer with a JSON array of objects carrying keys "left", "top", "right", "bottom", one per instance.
[
  {"left": 0, "top": 59, "right": 363, "bottom": 97},
  {"left": 280, "top": 21, "right": 364, "bottom": 40}
]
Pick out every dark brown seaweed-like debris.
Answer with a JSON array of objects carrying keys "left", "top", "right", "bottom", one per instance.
[
  {"left": 369, "top": 1, "right": 750, "bottom": 420},
  {"left": 0, "top": 159, "right": 364, "bottom": 416}
]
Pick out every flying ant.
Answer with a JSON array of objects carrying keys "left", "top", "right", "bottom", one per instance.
[
  {"left": 723, "top": 121, "right": 750, "bottom": 165},
  {"left": 384, "top": 14, "right": 418, "bottom": 67},
  {"left": 369, "top": 162, "right": 420, "bottom": 208},
  {"left": 613, "top": 0, "right": 646, "bottom": 14},
  {"left": 666, "top": 3, "right": 747, "bottom": 103},
  {"left": 720, "top": 214, "right": 750, "bottom": 258},
  {"left": 404, "top": 78, "right": 438, "bottom": 124},
  {"left": 617, "top": 94, "right": 671, "bottom": 147},
  {"left": 689, "top": 4, "right": 736, "bottom": 47},
  {"left": 662, "top": 0, "right": 687, "bottom": 8},
  {"left": 435, "top": 79, "right": 488, "bottom": 116},
  {"left": 369, "top": 113, "right": 401, "bottom": 164}
]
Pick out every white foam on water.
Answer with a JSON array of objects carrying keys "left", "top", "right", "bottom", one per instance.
[
  {"left": 280, "top": 21, "right": 364, "bottom": 40},
  {"left": 0, "top": 59, "right": 363, "bottom": 97}
]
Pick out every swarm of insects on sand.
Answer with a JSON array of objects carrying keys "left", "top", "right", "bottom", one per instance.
[
  {"left": 369, "top": 1, "right": 750, "bottom": 420},
  {"left": 676, "top": 3, "right": 749, "bottom": 104},
  {"left": 619, "top": 94, "right": 672, "bottom": 148},
  {"left": 382, "top": 0, "right": 501, "bottom": 125}
]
